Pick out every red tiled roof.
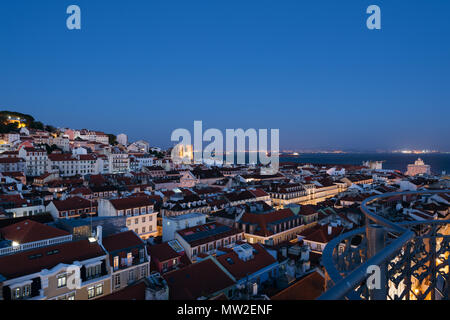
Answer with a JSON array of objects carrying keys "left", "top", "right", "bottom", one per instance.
[
  {"left": 99, "top": 281, "right": 147, "bottom": 300},
  {"left": 249, "top": 188, "right": 269, "bottom": 198},
  {"left": 0, "top": 194, "right": 27, "bottom": 207},
  {"left": 163, "top": 258, "right": 235, "bottom": 300},
  {"left": 70, "top": 187, "right": 93, "bottom": 195},
  {"left": 299, "top": 224, "right": 344, "bottom": 244},
  {"left": 271, "top": 271, "right": 325, "bottom": 300},
  {"left": 102, "top": 231, "right": 144, "bottom": 253},
  {"left": 0, "top": 157, "right": 25, "bottom": 163},
  {"left": 79, "top": 154, "right": 97, "bottom": 161},
  {"left": 240, "top": 208, "right": 295, "bottom": 237},
  {"left": 48, "top": 153, "right": 76, "bottom": 162},
  {"left": 0, "top": 219, "right": 70, "bottom": 244},
  {"left": 216, "top": 243, "right": 277, "bottom": 280},
  {"left": 147, "top": 242, "right": 181, "bottom": 262},
  {"left": 298, "top": 205, "right": 318, "bottom": 216},
  {"left": 0, "top": 240, "right": 105, "bottom": 279},
  {"left": 52, "top": 196, "right": 96, "bottom": 211},
  {"left": 109, "top": 196, "right": 155, "bottom": 211}
]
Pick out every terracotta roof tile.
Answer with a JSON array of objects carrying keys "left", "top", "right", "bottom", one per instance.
[{"left": 0, "top": 219, "right": 70, "bottom": 244}]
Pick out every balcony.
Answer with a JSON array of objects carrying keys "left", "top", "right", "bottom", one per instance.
[{"left": 319, "top": 190, "right": 450, "bottom": 300}]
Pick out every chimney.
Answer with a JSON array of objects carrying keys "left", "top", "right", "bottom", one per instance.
[
  {"left": 328, "top": 225, "right": 332, "bottom": 235},
  {"left": 96, "top": 225, "right": 103, "bottom": 245}
]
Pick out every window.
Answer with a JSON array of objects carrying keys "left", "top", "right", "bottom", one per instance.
[
  {"left": 142, "top": 217, "right": 146, "bottom": 223},
  {"left": 128, "top": 270, "right": 135, "bottom": 282},
  {"left": 57, "top": 274, "right": 67, "bottom": 288},
  {"left": 88, "top": 283, "right": 103, "bottom": 299},
  {"left": 134, "top": 208, "right": 139, "bottom": 215},
  {"left": 114, "top": 274, "right": 121, "bottom": 288},
  {"left": 113, "top": 256, "right": 119, "bottom": 270},
  {"left": 67, "top": 292, "right": 75, "bottom": 300},
  {"left": 88, "top": 286, "right": 95, "bottom": 299},
  {"left": 14, "top": 287, "right": 21, "bottom": 299},
  {"left": 141, "top": 207, "right": 146, "bottom": 214},
  {"left": 127, "top": 252, "right": 133, "bottom": 266},
  {"left": 135, "top": 218, "right": 138, "bottom": 224},
  {"left": 127, "top": 220, "right": 131, "bottom": 226},
  {"left": 95, "top": 284, "right": 103, "bottom": 296},
  {"left": 142, "top": 227, "right": 146, "bottom": 233},
  {"left": 141, "top": 265, "right": 147, "bottom": 277},
  {"left": 23, "top": 285, "right": 31, "bottom": 298},
  {"left": 87, "top": 264, "right": 102, "bottom": 279}
]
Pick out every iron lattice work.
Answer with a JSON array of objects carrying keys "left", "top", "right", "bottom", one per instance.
[{"left": 319, "top": 190, "right": 450, "bottom": 300}]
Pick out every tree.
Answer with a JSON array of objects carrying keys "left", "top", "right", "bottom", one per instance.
[
  {"left": 108, "top": 134, "right": 118, "bottom": 145},
  {"left": 29, "top": 121, "right": 44, "bottom": 130},
  {"left": 44, "top": 144, "right": 62, "bottom": 154},
  {"left": 45, "top": 125, "right": 57, "bottom": 133}
]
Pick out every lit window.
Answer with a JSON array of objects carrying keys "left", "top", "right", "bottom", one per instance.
[
  {"left": 113, "top": 256, "right": 119, "bottom": 270},
  {"left": 57, "top": 274, "right": 67, "bottom": 288},
  {"left": 141, "top": 265, "right": 147, "bottom": 277},
  {"left": 87, "top": 286, "right": 95, "bottom": 299},
  {"left": 114, "top": 274, "right": 121, "bottom": 288},
  {"left": 23, "top": 285, "right": 31, "bottom": 298},
  {"left": 95, "top": 284, "right": 103, "bottom": 296},
  {"left": 14, "top": 287, "right": 21, "bottom": 299}
]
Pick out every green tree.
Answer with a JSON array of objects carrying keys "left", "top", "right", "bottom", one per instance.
[{"left": 108, "top": 134, "right": 118, "bottom": 145}]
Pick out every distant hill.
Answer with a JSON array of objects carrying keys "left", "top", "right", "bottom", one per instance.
[{"left": 0, "top": 110, "right": 45, "bottom": 133}]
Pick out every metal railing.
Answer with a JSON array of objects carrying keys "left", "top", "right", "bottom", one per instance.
[
  {"left": 0, "top": 234, "right": 73, "bottom": 256},
  {"left": 319, "top": 189, "right": 450, "bottom": 300}
]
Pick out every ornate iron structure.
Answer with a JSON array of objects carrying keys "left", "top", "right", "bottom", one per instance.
[{"left": 319, "top": 190, "right": 450, "bottom": 300}]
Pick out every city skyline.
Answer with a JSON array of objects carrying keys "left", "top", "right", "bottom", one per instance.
[{"left": 1, "top": 0, "right": 449, "bottom": 151}]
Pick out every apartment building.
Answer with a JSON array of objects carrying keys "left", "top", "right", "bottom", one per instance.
[
  {"left": 0, "top": 194, "right": 45, "bottom": 218},
  {"left": 47, "top": 196, "right": 97, "bottom": 220},
  {"left": 175, "top": 222, "right": 244, "bottom": 262},
  {"left": 49, "top": 136, "right": 70, "bottom": 152},
  {"left": 147, "top": 240, "right": 186, "bottom": 274},
  {"left": 108, "top": 150, "right": 129, "bottom": 174},
  {"left": 48, "top": 153, "right": 97, "bottom": 177},
  {"left": 18, "top": 147, "right": 48, "bottom": 176},
  {"left": 0, "top": 239, "right": 111, "bottom": 300},
  {"left": 0, "top": 157, "right": 26, "bottom": 173},
  {"left": 237, "top": 208, "right": 313, "bottom": 246},
  {"left": 98, "top": 196, "right": 158, "bottom": 240},
  {"left": 161, "top": 193, "right": 210, "bottom": 217},
  {"left": 102, "top": 231, "right": 150, "bottom": 292}
]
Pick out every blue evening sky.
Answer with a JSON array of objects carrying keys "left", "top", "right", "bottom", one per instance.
[{"left": 0, "top": 0, "right": 449, "bottom": 151}]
